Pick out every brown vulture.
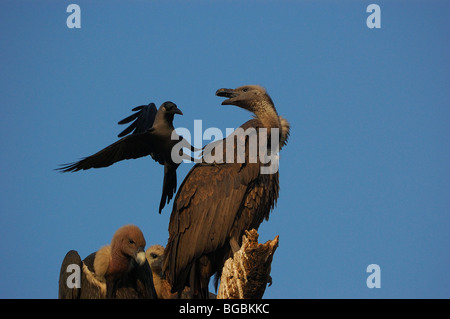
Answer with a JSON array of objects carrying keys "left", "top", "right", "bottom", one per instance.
[
  {"left": 56, "top": 101, "right": 194, "bottom": 213},
  {"left": 58, "top": 224, "right": 157, "bottom": 299},
  {"left": 146, "top": 244, "right": 214, "bottom": 299},
  {"left": 146, "top": 244, "right": 175, "bottom": 299},
  {"left": 163, "top": 85, "right": 290, "bottom": 298},
  {"left": 145, "top": 245, "right": 185, "bottom": 299}
]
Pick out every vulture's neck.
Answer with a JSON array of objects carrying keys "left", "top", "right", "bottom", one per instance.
[
  {"left": 252, "top": 99, "right": 280, "bottom": 130},
  {"left": 151, "top": 272, "right": 163, "bottom": 299},
  {"left": 252, "top": 98, "right": 291, "bottom": 148},
  {"left": 107, "top": 248, "right": 130, "bottom": 278}
]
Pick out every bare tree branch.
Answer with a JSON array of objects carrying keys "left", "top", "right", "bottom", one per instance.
[{"left": 217, "top": 229, "right": 279, "bottom": 299}]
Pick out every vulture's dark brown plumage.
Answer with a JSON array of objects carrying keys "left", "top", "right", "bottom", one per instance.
[
  {"left": 56, "top": 102, "right": 191, "bottom": 213},
  {"left": 163, "top": 85, "right": 290, "bottom": 298},
  {"left": 58, "top": 224, "right": 157, "bottom": 299}
]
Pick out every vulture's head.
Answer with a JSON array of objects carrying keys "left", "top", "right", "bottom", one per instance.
[
  {"left": 146, "top": 245, "right": 165, "bottom": 275},
  {"left": 111, "top": 224, "right": 147, "bottom": 267},
  {"left": 160, "top": 101, "right": 183, "bottom": 116},
  {"left": 216, "top": 85, "right": 274, "bottom": 113}
]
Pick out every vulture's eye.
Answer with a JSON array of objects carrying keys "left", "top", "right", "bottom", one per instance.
[
  {"left": 150, "top": 253, "right": 158, "bottom": 258},
  {"left": 129, "top": 239, "right": 135, "bottom": 244},
  {"left": 242, "top": 88, "right": 248, "bottom": 92}
]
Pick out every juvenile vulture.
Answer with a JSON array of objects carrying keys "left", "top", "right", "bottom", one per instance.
[
  {"left": 57, "top": 101, "right": 193, "bottom": 213},
  {"left": 163, "top": 85, "right": 290, "bottom": 298},
  {"left": 146, "top": 244, "right": 175, "bottom": 299},
  {"left": 146, "top": 245, "right": 214, "bottom": 299},
  {"left": 58, "top": 224, "right": 156, "bottom": 299}
]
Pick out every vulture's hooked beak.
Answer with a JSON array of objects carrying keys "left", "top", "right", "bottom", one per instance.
[
  {"left": 216, "top": 88, "right": 239, "bottom": 105},
  {"left": 134, "top": 248, "right": 146, "bottom": 266}
]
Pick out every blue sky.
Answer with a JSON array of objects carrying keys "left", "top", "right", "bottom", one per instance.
[{"left": 0, "top": 1, "right": 448, "bottom": 298}]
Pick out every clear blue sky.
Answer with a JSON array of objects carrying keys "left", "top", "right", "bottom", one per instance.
[{"left": 0, "top": 1, "right": 448, "bottom": 299}]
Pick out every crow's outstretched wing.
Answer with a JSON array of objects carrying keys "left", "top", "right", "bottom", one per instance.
[
  {"left": 117, "top": 103, "right": 164, "bottom": 164},
  {"left": 117, "top": 103, "right": 157, "bottom": 138},
  {"left": 56, "top": 132, "right": 157, "bottom": 172}
]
